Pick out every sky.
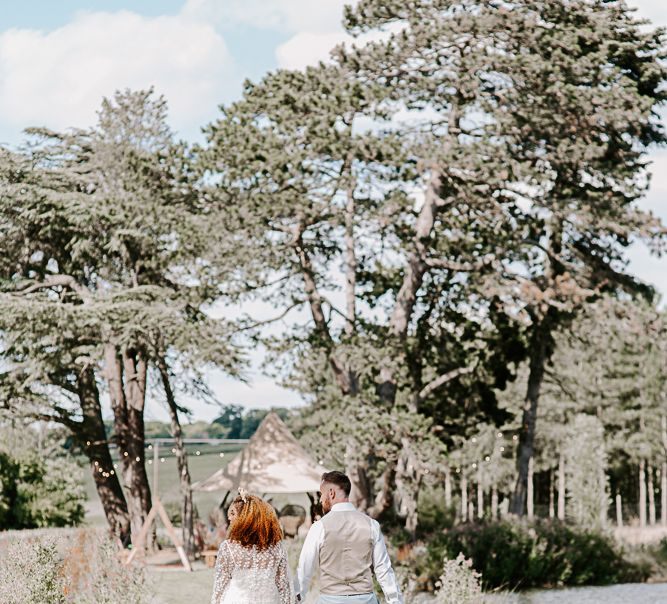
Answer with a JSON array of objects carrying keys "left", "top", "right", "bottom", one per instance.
[{"left": 1, "top": 1, "right": 665, "bottom": 422}]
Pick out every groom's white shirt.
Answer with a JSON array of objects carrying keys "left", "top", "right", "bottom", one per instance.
[{"left": 296, "top": 502, "right": 404, "bottom": 604}]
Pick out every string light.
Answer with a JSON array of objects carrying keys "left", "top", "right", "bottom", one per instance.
[
  {"left": 123, "top": 451, "right": 129, "bottom": 457},
  {"left": 195, "top": 451, "right": 201, "bottom": 456},
  {"left": 500, "top": 447, "right": 505, "bottom": 452},
  {"left": 485, "top": 456, "right": 490, "bottom": 461},
  {"left": 160, "top": 458, "right": 165, "bottom": 463},
  {"left": 471, "top": 437, "right": 477, "bottom": 443},
  {"left": 497, "top": 433, "right": 502, "bottom": 438},
  {"left": 148, "top": 460, "right": 153, "bottom": 465},
  {"left": 110, "top": 470, "right": 115, "bottom": 475},
  {"left": 94, "top": 461, "right": 99, "bottom": 466},
  {"left": 472, "top": 463, "right": 477, "bottom": 469},
  {"left": 456, "top": 468, "right": 461, "bottom": 473},
  {"left": 148, "top": 445, "right": 153, "bottom": 450},
  {"left": 512, "top": 435, "right": 518, "bottom": 441},
  {"left": 86, "top": 441, "right": 91, "bottom": 446},
  {"left": 171, "top": 448, "right": 176, "bottom": 454},
  {"left": 219, "top": 453, "right": 225, "bottom": 458},
  {"left": 135, "top": 456, "right": 141, "bottom": 462}
]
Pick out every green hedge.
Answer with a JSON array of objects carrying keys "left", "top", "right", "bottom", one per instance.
[
  {"left": 429, "top": 520, "right": 650, "bottom": 590},
  {"left": 392, "top": 519, "right": 652, "bottom": 592}
]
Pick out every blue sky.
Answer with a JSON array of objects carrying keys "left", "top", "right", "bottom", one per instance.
[{"left": 1, "top": 1, "right": 665, "bottom": 421}]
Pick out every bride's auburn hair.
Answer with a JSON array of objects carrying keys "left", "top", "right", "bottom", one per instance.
[{"left": 227, "top": 494, "right": 283, "bottom": 549}]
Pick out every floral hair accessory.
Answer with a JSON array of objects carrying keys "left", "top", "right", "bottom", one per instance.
[{"left": 238, "top": 487, "right": 249, "bottom": 503}]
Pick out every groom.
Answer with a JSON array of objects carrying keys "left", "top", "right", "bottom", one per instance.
[{"left": 296, "top": 471, "right": 404, "bottom": 604}]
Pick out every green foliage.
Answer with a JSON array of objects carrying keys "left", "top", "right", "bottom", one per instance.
[
  {"left": 213, "top": 404, "right": 292, "bottom": 439},
  {"left": 565, "top": 414, "right": 609, "bottom": 527},
  {"left": 425, "top": 520, "right": 648, "bottom": 590},
  {"left": 0, "top": 427, "right": 85, "bottom": 530}
]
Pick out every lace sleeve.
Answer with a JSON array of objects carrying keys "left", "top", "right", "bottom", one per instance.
[
  {"left": 275, "top": 543, "right": 295, "bottom": 604},
  {"left": 211, "top": 541, "right": 233, "bottom": 604}
]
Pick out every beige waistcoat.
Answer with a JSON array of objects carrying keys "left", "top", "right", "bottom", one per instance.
[{"left": 319, "top": 510, "right": 374, "bottom": 595}]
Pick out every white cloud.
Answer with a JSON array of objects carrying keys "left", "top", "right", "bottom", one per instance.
[
  {"left": 0, "top": 10, "right": 234, "bottom": 142},
  {"left": 183, "top": 0, "right": 353, "bottom": 34},
  {"left": 276, "top": 31, "right": 350, "bottom": 69},
  {"left": 628, "top": 0, "right": 667, "bottom": 26}
]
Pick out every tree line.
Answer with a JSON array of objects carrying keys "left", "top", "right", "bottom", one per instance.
[{"left": 1, "top": 0, "right": 666, "bottom": 546}]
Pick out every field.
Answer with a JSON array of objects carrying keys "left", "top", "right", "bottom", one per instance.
[{"left": 82, "top": 445, "right": 314, "bottom": 528}]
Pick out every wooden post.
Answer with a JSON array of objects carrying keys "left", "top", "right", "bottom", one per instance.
[
  {"left": 616, "top": 493, "right": 623, "bottom": 528},
  {"left": 527, "top": 456, "right": 534, "bottom": 521},
  {"left": 125, "top": 439, "right": 192, "bottom": 572}
]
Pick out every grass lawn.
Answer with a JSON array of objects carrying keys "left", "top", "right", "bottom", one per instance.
[{"left": 83, "top": 446, "right": 315, "bottom": 528}]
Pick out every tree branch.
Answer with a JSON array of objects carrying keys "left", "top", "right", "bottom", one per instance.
[
  {"left": 17, "top": 275, "right": 92, "bottom": 303},
  {"left": 424, "top": 253, "right": 495, "bottom": 272},
  {"left": 417, "top": 361, "right": 478, "bottom": 403}
]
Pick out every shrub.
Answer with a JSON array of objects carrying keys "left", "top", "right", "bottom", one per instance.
[
  {"left": 431, "top": 520, "right": 649, "bottom": 590},
  {"left": 0, "top": 529, "right": 152, "bottom": 604},
  {"left": 392, "top": 519, "right": 650, "bottom": 592},
  {"left": 434, "top": 553, "right": 483, "bottom": 604}
]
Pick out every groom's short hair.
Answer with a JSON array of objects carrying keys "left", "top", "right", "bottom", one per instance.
[{"left": 321, "top": 471, "right": 352, "bottom": 497}]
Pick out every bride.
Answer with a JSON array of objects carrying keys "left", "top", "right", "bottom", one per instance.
[{"left": 211, "top": 489, "right": 295, "bottom": 604}]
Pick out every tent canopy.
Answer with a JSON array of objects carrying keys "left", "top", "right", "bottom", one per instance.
[{"left": 192, "top": 412, "right": 325, "bottom": 494}]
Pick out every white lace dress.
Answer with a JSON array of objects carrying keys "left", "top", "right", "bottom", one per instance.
[{"left": 210, "top": 540, "right": 295, "bottom": 604}]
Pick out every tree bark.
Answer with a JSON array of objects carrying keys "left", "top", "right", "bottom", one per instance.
[
  {"left": 511, "top": 321, "right": 549, "bottom": 516},
  {"left": 78, "top": 366, "right": 131, "bottom": 545},
  {"left": 491, "top": 485, "right": 498, "bottom": 521},
  {"left": 639, "top": 459, "right": 647, "bottom": 528},
  {"left": 662, "top": 463, "right": 667, "bottom": 527},
  {"left": 157, "top": 357, "right": 195, "bottom": 557},
  {"left": 648, "top": 463, "right": 656, "bottom": 526},
  {"left": 616, "top": 493, "right": 623, "bottom": 528},
  {"left": 527, "top": 456, "right": 534, "bottom": 520},
  {"left": 548, "top": 469, "right": 555, "bottom": 519},
  {"left": 477, "top": 481, "right": 484, "bottom": 520},
  {"left": 557, "top": 453, "right": 565, "bottom": 521},
  {"left": 461, "top": 475, "right": 468, "bottom": 522},
  {"left": 104, "top": 344, "right": 153, "bottom": 546},
  {"left": 445, "top": 468, "right": 452, "bottom": 509}
]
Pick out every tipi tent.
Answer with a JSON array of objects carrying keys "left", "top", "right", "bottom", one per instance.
[{"left": 192, "top": 412, "right": 325, "bottom": 494}]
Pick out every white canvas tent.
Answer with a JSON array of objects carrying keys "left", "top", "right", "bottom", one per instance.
[{"left": 192, "top": 412, "right": 325, "bottom": 494}]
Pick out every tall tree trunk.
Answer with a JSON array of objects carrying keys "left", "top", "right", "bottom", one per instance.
[
  {"left": 511, "top": 322, "right": 549, "bottom": 516},
  {"left": 78, "top": 366, "right": 131, "bottom": 545},
  {"left": 157, "top": 358, "right": 195, "bottom": 557},
  {"left": 445, "top": 468, "right": 452, "bottom": 509},
  {"left": 477, "top": 481, "right": 484, "bottom": 520},
  {"left": 548, "top": 469, "right": 555, "bottom": 519},
  {"left": 557, "top": 453, "right": 565, "bottom": 521},
  {"left": 344, "top": 178, "right": 357, "bottom": 340},
  {"left": 648, "top": 463, "right": 656, "bottom": 526},
  {"left": 639, "top": 459, "right": 647, "bottom": 528},
  {"left": 394, "top": 437, "right": 420, "bottom": 533},
  {"left": 104, "top": 344, "right": 153, "bottom": 546},
  {"left": 461, "top": 475, "right": 468, "bottom": 522},
  {"left": 491, "top": 485, "right": 498, "bottom": 521},
  {"left": 661, "top": 463, "right": 667, "bottom": 527},
  {"left": 527, "top": 456, "right": 535, "bottom": 520},
  {"left": 616, "top": 493, "right": 623, "bottom": 528}
]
